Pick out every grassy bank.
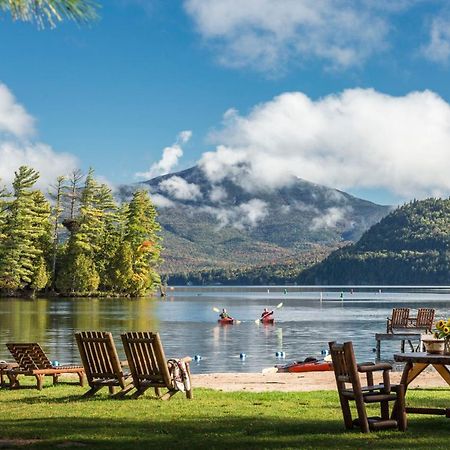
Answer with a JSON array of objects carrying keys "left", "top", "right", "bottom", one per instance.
[{"left": 0, "top": 382, "right": 448, "bottom": 449}]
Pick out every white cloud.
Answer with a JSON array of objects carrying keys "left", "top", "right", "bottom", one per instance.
[
  {"left": 0, "top": 83, "right": 35, "bottom": 137},
  {"left": 199, "top": 88, "right": 450, "bottom": 199},
  {"left": 311, "top": 206, "right": 352, "bottom": 230},
  {"left": 209, "top": 185, "right": 227, "bottom": 202},
  {"left": 0, "top": 83, "right": 78, "bottom": 188},
  {"left": 422, "top": 16, "right": 450, "bottom": 64},
  {"left": 136, "top": 130, "right": 192, "bottom": 179},
  {"left": 202, "top": 198, "right": 268, "bottom": 229},
  {"left": 150, "top": 193, "right": 176, "bottom": 209},
  {"left": 0, "top": 142, "right": 78, "bottom": 188},
  {"left": 159, "top": 175, "right": 202, "bottom": 201},
  {"left": 184, "top": 0, "right": 402, "bottom": 72}
]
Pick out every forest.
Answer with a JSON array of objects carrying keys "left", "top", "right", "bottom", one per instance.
[{"left": 0, "top": 166, "right": 162, "bottom": 298}]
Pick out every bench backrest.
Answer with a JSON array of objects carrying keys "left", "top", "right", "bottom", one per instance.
[
  {"left": 121, "top": 331, "right": 172, "bottom": 388},
  {"left": 391, "top": 308, "right": 410, "bottom": 328},
  {"left": 6, "top": 343, "right": 52, "bottom": 371},
  {"left": 75, "top": 331, "right": 126, "bottom": 388},
  {"left": 416, "top": 308, "right": 435, "bottom": 330}
]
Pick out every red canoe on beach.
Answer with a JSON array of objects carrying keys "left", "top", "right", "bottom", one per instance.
[
  {"left": 276, "top": 360, "right": 333, "bottom": 373},
  {"left": 218, "top": 317, "right": 236, "bottom": 325}
]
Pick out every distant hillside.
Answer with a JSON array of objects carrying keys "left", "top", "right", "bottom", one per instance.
[
  {"left": 298, "top": 198, "right": 450, "bottom": 285},
  {"left": 120, "top": 165, "right": 390, "bottom": 277}
]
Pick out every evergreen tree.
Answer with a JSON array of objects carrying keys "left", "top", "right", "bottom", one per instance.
[
  {"left": 0, "top": 167, "right": 51, "bottom": 294},
  {"left": 124, "top": 190, "right": 162, "bottom": 296}
]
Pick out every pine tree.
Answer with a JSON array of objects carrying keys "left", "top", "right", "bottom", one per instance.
[
  {"left": 0, "top": 167, "right": 51, "bottom": 295},
  {"left": 124, "top": 190, "right": 162, "bottom": 296}
]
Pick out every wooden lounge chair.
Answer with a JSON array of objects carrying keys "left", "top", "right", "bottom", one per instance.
[
  {"left": 409, "top": 308, "right": 435, "bottom": 333},
  {"left": 75, "top": 331, "right": 133, "bottom": 397},
  {"left": 5, "top": 343, "right": 84, "bottom": 390},
  {"left": 329, "top": 341, "right": 406, "bottom": 433},
  {"left": 386, "top": 308, "right": 410, "bottom": 333},
  {"left": 121, "top": 331, "right": 193, "bottom": 400}
]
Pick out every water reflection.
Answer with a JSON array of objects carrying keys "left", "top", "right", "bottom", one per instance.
[{"left": 0, "top": 290, "right": 449, "bottom": 373}]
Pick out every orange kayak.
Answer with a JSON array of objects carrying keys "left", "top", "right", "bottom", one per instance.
[
  {"left": 261, "top": 317, "right": 274, "bottom": 324},
  {"left": 218, "top": 318, "right": 235, "bottom": 325},
  {"left": 276, "top": 360, "right": 333, "bottom": 373}
]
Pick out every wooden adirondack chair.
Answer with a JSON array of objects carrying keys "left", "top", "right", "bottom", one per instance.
[
  {"left": 121, "top": 331, "right": 193, "bottom": 400},
  {"left": 386, "top": 308, "right": 410, "bottom": 333},
  {"left": 5, "top": 343, "right": 84, "bottom": 390},
  {"left": 329, "top": 341, "right": 406, "bottom": 433},
  {"left": 409, "top": 308, "right": 435, "bottom": 333},
  {"left": 75, "top": 331, "right": 133, "bottom": 397}
]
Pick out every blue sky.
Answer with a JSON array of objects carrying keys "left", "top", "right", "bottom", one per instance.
[{"left": 2, "top": 0, "right": 450, "bottom": 205}]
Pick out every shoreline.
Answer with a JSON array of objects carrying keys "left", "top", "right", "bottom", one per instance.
[{"left": 191, "top": 370, "right": 448, "bottom": 392}]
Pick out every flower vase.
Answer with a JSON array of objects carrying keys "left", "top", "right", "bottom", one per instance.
[{"left": 445, "top": 338, "right": 450, "bottom": 356}]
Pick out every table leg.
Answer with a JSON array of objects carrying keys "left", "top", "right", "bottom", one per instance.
[
  {"left": 402, "top": 362, "right": 429, "bottom": 386},
  {"left": 432, "top": 364, "right": 450, "bottom": 386}
]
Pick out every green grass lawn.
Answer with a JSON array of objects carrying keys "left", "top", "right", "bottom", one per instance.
[{"left": 0, "top": 381, "right": 449, "bottom": 449}]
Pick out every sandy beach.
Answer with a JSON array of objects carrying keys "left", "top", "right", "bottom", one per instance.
[{"left": 192, "top": 370, "right": 448, "bottom": 392}]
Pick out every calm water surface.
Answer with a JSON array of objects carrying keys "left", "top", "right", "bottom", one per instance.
[{"left": 1, "top": 286, "right": 449, "bottom": 374}]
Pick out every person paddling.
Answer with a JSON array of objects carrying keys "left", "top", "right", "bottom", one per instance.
[
  {"left": 261, "top": 308, "right": 274, "bottom": 321},
  {"left": 219, "top": 308, "right": 233, "bottom": 320}
]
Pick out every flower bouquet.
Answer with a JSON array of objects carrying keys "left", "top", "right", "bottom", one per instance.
[{"left": 422, "top": 319, "right": 450, "bottom": 355}]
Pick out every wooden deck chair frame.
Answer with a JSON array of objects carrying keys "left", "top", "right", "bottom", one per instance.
[
  {"left": 121, "top": 331, "right": 193, "bottom": 400},
  {"left": 5, "top": 343, "right": 84, "bottom": 390},
  {"left": 410, "top": 308, "right": 435, "bottom": 333},
  {"left": 75, "top": 331, "right": 133, "bottom": 398},
  {"left": 329, "top": 341, "right": 406, "bottom": 433},
  {"left": 386, "top": 308, "right": 410, "bottom": 333}
]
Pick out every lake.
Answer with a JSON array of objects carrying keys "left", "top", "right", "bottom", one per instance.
[{"left": 1, "top": 286, "right": 450, "bottom": 374}]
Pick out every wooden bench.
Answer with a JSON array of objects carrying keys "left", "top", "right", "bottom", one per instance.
[{"left": 5, "top": 343, "right": 84, "bottom": 390}]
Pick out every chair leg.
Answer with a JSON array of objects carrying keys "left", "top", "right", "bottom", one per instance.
[
  {"left": 131, "top": 387, "right": 149, "bottom": 399},
  {"left": 160, "top": 389, "right": 178, "bottom": 401},
  {"left": 35, "top": 375, "right": 44, "bottom": 391},
  {"left": 338, "top": 394, "right": 353, "bottom": 429},
  {"left": 8, "top": 373, "right": 20, "bottom": 389},
  {"left": 396, "top": 384, "right": 407, "bottom": 431},
  {"left": 52, "top": 374, "right": 59, "bottom": 385},
  {"left": 82, "top": 386, "right": 102, "bottom": 398},
  {"left": 108, "top": 386, "right": 115, "bottom": 395},
  {"left": 355, "top": 394, "right": 370, "bottom": 433},
  {"left": 77, "top": 371, "right": 85, "bottom": 387},
  {"left": 154, "top": 387, "right": 161, "bottom": 397},
  {"left": 381, "top": 400, "right": 389, "bottom": 420}
]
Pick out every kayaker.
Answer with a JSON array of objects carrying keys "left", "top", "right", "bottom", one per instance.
[
  {"left": 220, "top": 308, "right": 232, "bottom": 320},
  {"left": 261, "top": 308, "right": 273, "bottom": 320}
]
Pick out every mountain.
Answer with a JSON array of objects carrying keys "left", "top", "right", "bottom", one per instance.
[
  {"left": 298, "top": 198, "right": 450, "bottom": 285},
  {"left": 121, "top": 165, "right": 390, "bottom": 277}
]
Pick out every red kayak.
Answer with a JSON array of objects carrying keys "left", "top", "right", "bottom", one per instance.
[
  {"left": 261, "top": 317, "right": 274, "bottom": 324},
  {"left": 276, "top": 360, "right": 333, "bottom": 373},
  {"left": 218, "top": 317, "right": 235, "bottom": 325}
]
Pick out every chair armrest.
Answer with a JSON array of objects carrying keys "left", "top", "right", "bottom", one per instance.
[
  {"left": 180, "top": 356, "right": 192, "bottom": 364},
  {"left": 358, "top": 362, "right": 392, "bottom": 373}
]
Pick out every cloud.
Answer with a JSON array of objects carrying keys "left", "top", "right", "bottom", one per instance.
[
  {"left": 159, "top": 175, "right": 202, "bottom": 201},
  {"left": 0, "top": 141, "right": 78, "bottom": 188},
  {"left": 136, "top": 130, "right": 192, "bottom": 179},
  {"left": 0, "top": 83, "right": 35, "bottom": 137},
  {"left": 202, "top": 198, "right": 268, "bottom": 229},
  {"left": 150, "top": 193, "right": 176, "bottom": 209},
  {"left": 184, "top": 0, "right": 407, "bottom": 72},
  {"left": 0, "top": 83, "right": 78, "bottom": 188},
  {"left": 422, "top": 16, "right": 450, "bottom": 64},
  {"left": 209, "top": 185, "right": 228, "bottom": 202},
  {"left": 311, "top": 206, "right": 353, "bottom": 231},
  {"left": 199, "top": 88, "right": 450, "bottom": 199}
]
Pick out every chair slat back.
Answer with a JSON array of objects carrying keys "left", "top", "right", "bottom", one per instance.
[
  {"left": 75, "top": 331, "right": 125, "bottom": 387},
  {"left": 391, "top": 308, "right": 410, "bottom": 328},
  {"left": 121, "top": 332, "right": 172, "bottom": 388},
  {"left": 329, "top": 341, "right": 362, "bottom": 394},
  {"left": 6, "top": 343, "right": 53, "bottom": 371},
  {"left": 416, "top": 308, "right": 435, "bottom": 330}
]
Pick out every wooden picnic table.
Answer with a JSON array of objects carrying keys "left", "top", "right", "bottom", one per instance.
[{"left": 394, "top": 352, "right": 450, "bottom": 418}]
